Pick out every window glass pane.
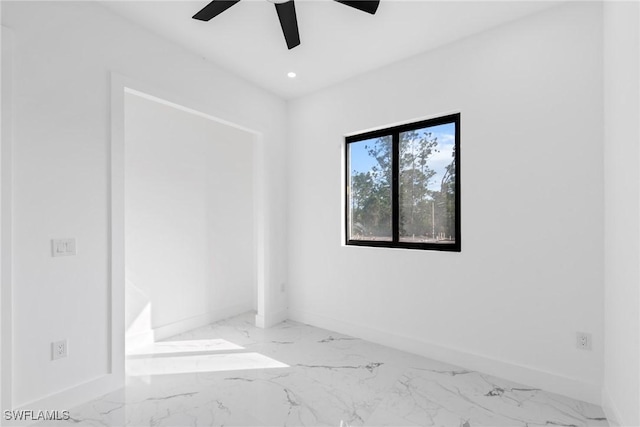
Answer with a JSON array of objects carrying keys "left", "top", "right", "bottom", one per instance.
[
  {"left": 348, "top": 136, "right": 392, "bottom": 241},
  {"left": 399, "top": 123, "right": 456, "bottom": 243}
]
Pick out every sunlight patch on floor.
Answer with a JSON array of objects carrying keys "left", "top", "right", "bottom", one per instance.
[
  {"left": 126, "top": 338, "right": 244, "bottom": 357},
  {"left": 126, "top": 352, "right": 289, "bottom": 376}
]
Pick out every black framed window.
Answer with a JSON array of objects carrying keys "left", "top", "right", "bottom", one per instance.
[{"left": 345, "top": 113, "right": 460, "bottom": 251}]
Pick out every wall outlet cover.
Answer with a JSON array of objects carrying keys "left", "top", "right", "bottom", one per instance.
[
  {"left": 576, "top": 332, "right": 592, "bottom": 350},
  {"left": 52, "top": 339, "right": 68, "bottom": 360}
]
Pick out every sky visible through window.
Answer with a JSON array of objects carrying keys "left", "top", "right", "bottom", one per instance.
[{"left": 349, "top": 123, "right": 455, "bottom": 191}]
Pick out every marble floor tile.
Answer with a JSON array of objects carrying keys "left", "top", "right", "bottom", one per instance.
[{"left": 33, "top": 312, "right": 608, "bottom": 427}]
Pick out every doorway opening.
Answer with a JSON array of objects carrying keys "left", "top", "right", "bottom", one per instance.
[{"left": 122, "top": 88, "right": 260, "bottom": 359}]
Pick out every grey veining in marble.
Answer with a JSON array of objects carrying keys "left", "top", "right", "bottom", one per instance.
[{"left": 32, "top": 312, "right": 608, "bottom": 427}]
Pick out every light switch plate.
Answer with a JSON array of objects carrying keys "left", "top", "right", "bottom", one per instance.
[{"left": 51, "top": 238, "right": 77, "bottom": 257}]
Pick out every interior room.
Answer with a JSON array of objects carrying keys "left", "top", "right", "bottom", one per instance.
[{"left": 0, "top": 0, "right": 638, "bottom": 426}]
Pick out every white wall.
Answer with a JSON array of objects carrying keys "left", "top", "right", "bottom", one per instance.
[
  {"left": 288, "top": 2, "right": 604, "bottom": 404},
  {"left": 1, "top": 23, "right": 15, "bottom": 415},
  {"left": 2, "top": 1, "right": 288, "bottom": 409},
  {"left": 125, "top": 92, "right": 255, "bottom": 341},
  {"left": 603, "top": 1, "right": 640, "bottom": 425}
]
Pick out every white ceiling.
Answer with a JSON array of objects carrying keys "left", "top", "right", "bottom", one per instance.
[{"left": 102, "top": 0, "right": 562, "bottom": 99}]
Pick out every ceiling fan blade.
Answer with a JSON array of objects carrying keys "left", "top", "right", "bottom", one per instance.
[
  {"left": 334, "top": 0, "right": 379, "bottom": 15},
  {"left": 193, "top": 0, "right": 241, "bottom": 21},
  {"left": 274, "top": 0, "right": 301, "bottom": 50}
]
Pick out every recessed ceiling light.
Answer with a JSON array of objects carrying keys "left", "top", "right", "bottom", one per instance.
[{"left": 287, "top": 72, "right": 297, "bottom": 78}]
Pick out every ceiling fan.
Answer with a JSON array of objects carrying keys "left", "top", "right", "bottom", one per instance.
[{"left": 192, "top": 0, "right": 380, "bottom": 50}]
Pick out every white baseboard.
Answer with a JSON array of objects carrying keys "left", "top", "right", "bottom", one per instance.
[
  {"left": 255, "top": 308, "right": 288, "bottom": 329},
  {"left": 153, "top": 304, "right": 254, "bottom": 341},
  {"left": 8, "top": 374, "right": 123, "bottom": 426},
  {"left": 288, "top": 308, "right": 601, "bottom": 406}
]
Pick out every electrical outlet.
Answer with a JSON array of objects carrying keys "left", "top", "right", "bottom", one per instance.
[
  {"left": 576, "top": 332, "right": 592, "bottom": 350},
  {"left": 52, "top": 339, "right": 68, "bottom": 360}
]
